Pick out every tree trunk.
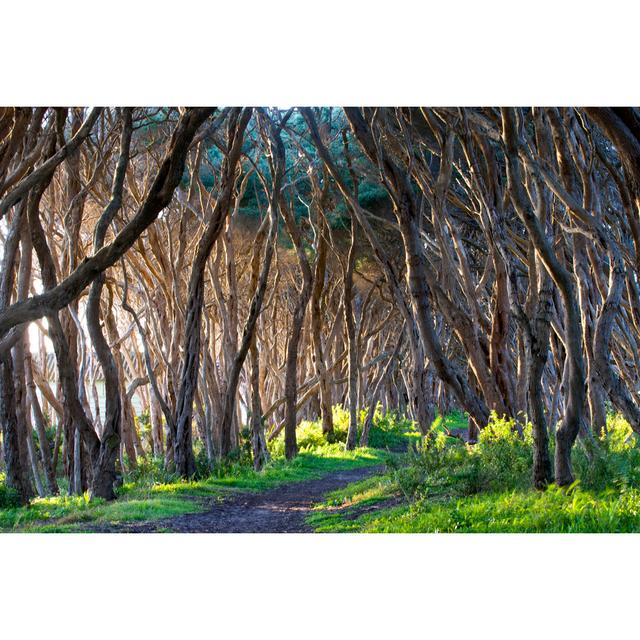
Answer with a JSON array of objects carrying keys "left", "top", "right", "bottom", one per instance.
[
  {"left": 174, "top": 108, "right": 251, "bottom": 476},
  {"left": 344, "top": 222, "right": 359, "bottom": 450},
  {"left": 502, "top": 108, "right": 585, "bottom": 485},
  {"left": 0, "top": 201, "right": 33, "bottom": 503},
  {"left": 310, "top": 211, "right": 334, "bottom": 437}
]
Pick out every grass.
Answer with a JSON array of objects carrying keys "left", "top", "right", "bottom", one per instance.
[
  {"left": 430, "top": 409, "right": 468, "bottom": 435},
  {"left": 308, "top": 483, "right": 640, "bottom": 533},
  {"left": 0, "top": 444, "right": 390, "bottom": 533},
  {"left": 1, "top": 403, "right": 418, "bottom": 532},
  {"left": 268, "top": 404, "right": 423, "bottom": 455},
  {"left": 0, "top": 493, "right": 205, "bottom": 533},
  {"left": 306, "top": 411, "right": 640, "bottom": 533},
  {"left": 16, "top": 406, "right": 633, "bottom": 534},
  {"left": 307, "top": 474, "right": 398, "bottom": 532}
]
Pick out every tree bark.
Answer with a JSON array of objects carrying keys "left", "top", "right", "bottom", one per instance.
[
  {"left": 85, "top": 109, "right": 132, "bottom": 499},
  {"left": 174, "top": 108, "right": 251, "bottom": 476},
  {"left": 502, "top": 108, "right": 585, "bottom": 485}
]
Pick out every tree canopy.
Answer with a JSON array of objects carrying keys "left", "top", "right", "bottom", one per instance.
[{"left": 1, "top": 106, "right": 640, "bottom": 511}]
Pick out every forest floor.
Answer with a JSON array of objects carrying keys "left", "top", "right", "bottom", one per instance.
[
  {"left": 90, "top": 465, "right": 385, "bottom": 533},
  {"left": 305, "top": 413, "right": 640, "bottom": 533},
  {"left": 0, "top": 446, "right": 394, "bottom": 532},
  {"left": 0, "top": 410, "right": 467, "bottom": 533},
  {"left": 6, "top": 410, "right": 640, "bottom": 533}
]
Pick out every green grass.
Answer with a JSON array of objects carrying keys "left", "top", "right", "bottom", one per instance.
[
  {"left": 0, "top": 493, "right": 205, "bottom": 533},
  {"left": 269, "top": 404, "right": 423, "bottom": 456},
  {"left": 307, "top": 411, "right": 640, "bottom": 533},
  {"left": 366, "top": 411, "right": 422, "bottom": 450},
  {"left": 431, "top": 409, "right": 468, "bottom": 434},
  {"left": 0, "top": 407, "right": 458, "bottom": 533},
  {"left": 0, "top": 443, "right": 390, "bottom": 533},
  {"left": 309, "top": 484, "right": 640, "bottom": 533},
  {"left": 307, "top": 474, "right": 397, "bottom": 532},
  {"left": 18, "top": 407, "right": 634, "bottom": 534}
]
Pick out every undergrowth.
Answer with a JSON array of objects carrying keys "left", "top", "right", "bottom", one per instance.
[
  {"left": 268, "top": 404, "right": 422, "bottom": 457},
  {"left": 0, "top": 417, "right": 397, "bottom": 532},
  {"left": 308, "top": 411, "right": 640, "bottom": 533}
]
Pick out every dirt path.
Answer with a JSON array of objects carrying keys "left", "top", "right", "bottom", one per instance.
[{"left": 93, "top": 465, "right": 384, "bottom": 533}]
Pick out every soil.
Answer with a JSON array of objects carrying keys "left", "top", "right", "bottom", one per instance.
[{"left": 91, "top": 465, "right": 385, "bottom": 533}]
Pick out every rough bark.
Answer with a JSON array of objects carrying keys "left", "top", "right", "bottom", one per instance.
[
  {"left": 85, "top": 109, "right": 132, "bottom": 499},
  {"left": 502, "top": 108, "right": 585, "bottom": 485},
  {"left": 174, "top": 108, "right": 251, "bottom": 476}
]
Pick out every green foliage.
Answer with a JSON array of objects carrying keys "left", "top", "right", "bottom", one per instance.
[
  {"left": 357, "top": 180, "right": 389, "bottom": 208},
  {"left": 388, "top": 412, "right": 640, "bottom": 505},
  {"left": 123, "top": 455, "right": 179, "bottom": 488},
  {"left": 0, "top": 474, "right": 21, "bottom": 509},
  {"left": 572, "top": 413, "right": 640, "bottom": 490},
  {"left": 0, "top": 441, "right": 387, "bottom": 532},
  {"left": 352, "top": 483, "right": 640, "bottom": 533},
  {"left": 268, "top": 404, "right": 420, "bottom": 456},
  {"left": 389, "top": 412, "right": 532, "bottom": 503},
  {"left": 308, "top": 412, "right": 640, "bottom": 533},
  {"left": 429, "top": 409, "right": 467, "bottom": 435},
  {"left": 366, "top": 408, "right": 421, "bottom": 450},
  {"left": 473, "top": 412, "right": 533, "bottom": 491},
  {"left": 134, "top": 410, "right": 152, "bottom": 453},
  {"left": 208, "top": 438, "right": 254, "bottom": 480},
  {"left": 9, "top": 406, "right": 637, "bottom": 534}
]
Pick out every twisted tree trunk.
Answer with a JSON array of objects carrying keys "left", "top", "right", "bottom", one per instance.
[
  {"left": 85, "top": 109, "right": 132, "bottom": 499},
  {"left": 174, "top": 108, "right": 251, "bottom": 476}
]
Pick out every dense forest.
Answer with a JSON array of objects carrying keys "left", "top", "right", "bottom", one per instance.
[{"left": 2, "top": 106, "right": 640, "bottom": 533}]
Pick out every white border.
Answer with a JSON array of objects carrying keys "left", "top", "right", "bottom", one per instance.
[
  {"left": 2, "top": 533, "right": 638, "bottom": 638},
  {"left": 2, "top": 0, "right": 639, "bottom": 105}
]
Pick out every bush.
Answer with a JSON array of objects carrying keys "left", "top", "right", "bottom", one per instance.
[
  {"left": 307, "top": 411, "right": 640, "bottom": 533},
  {"left": 209, "top": 439, "right": 254, "bottom": 478},
  {"left": 367, "top": 408, "right": 421, "bottom": 450},
  {"left": 389, "top": 411, "right": 640, "bottom": 504},
  {"left": 474, "top": 412, "right": 533, "bottom": 491},
  {"left": 572, "top": 413, "right": 640, "bottom": 491},
  {"left": 0, "top": 475, "right": 22, "bottom": 508},
  {"left": 390, "top": 412, "right": 535, "bottom": 502},
  {"left": 123, "top": 456, "right": 179, "bottom": 488},
  {"left": 268, "top": 404, "right": 421, "bottom": 457}
]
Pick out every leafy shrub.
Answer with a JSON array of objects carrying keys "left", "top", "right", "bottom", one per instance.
[
  {"left": 268, "top": 404, "right": 420, "bottom": 457},
  {"left": 269, "top": 405, "right": 353, "bottom": 457},
  {"left": 390, "top": 412, "right": 535, "bottom": 502},
  {"left": 123, "top": 456, "right": 179, "bottom": 488},
  {"left": 268, "top": 421, "right": 315, "bottom": 458},
  {"left": 358, "top": 180, "right": 389, "bottom": 208},
  {"left": 210, "top": 441, "right": 254, "bottom": 478},
  {"left": 366, "top": 408, "right": 421, "bottom": 450},
  {"left": 135, "top": 410, "right": 152, "bottom": 452},
  {"left": 391, "top": 432, "right": 475, "bottom": 500},
  {"left": 572, "top": 413, "right": 640, "bottom": 491},
  {"left": 474, "top": 412, "right": 533, "bottom": 491},
  {"left": 0, "top": 474, "right": 22, "bottom": 508},
  {"left": 387, "top": 411, "right": 640, "bottom": 507},
  {"left": 308, "top": 411, "right": 640, "bottom": 533}
]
